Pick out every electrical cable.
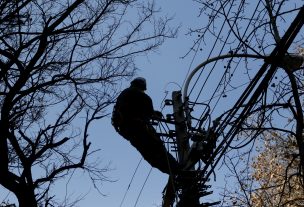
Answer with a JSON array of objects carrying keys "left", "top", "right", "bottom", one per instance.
[
  {"left": 156, "top": 1, "right": 275, "bottom": 202},
  {"left": 186, "top": 0, "right": 262, "bottom": 105},
  {"left": 203, "top": 0, "right": 264, "bottom": 122},
  {"left": 119, "top": 157, "right": 143, "bottom": 207},
  {"left": 205, "top": 5, "right": 304, "bottom": 180},
  {"left": 181, "top": 0, "right": 224, "bottom": 90},
  {"left": 133, "top": 167, "right": 153, "bottom": 207},
  {"left": 215, "top": 4, "right": 304, "bottom": 146},
  {"left": 185, "top": 0, "right": 264, "bottom": 134},
  {"left": 182, "top": 1, "right": 249, "bottom": 141},
  {"left": 191, "top": 0, "right": 246, "bottom": 105},
  {"left": 187, "top": 0, "right": 236, "bottom": 98},
  {"left": 181, "top": 1, "right": 239, "bottom": 140},
  {"left": 184, "top": 0, "right": 270, "bottom": 138},
  {"left": 183, "top": 1, "right": 246, "bottom": 137},
  {"left": 181, "top": 33, "right": 204, "bottom": 89},
  {"left": 184, "top": 0, "right": 249, "bottom": 138},
  {"left": 157, "top": 2, "right": 303, "bottom": 206},
  {"left": 180, "top": 0, "right": 294, "bottom": 191}
]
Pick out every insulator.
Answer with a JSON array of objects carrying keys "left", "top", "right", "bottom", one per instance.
[
  {"left": 198, "top": 190, "right": 212, "bottom": 197},
  {"left": 157, "top": 133, "right": 173, "bottom": 138},
  {"left": 166, "top": 114, "right": 174, "bottom": 120},
  {"left": 150, "top": 120, "right": 158, "bottom": 126},
  {"left": 199, "top": 201, "right": 221, "bottom": 207},
  {"left": 190, "top": 133, "right": 206, "bottom": 142},
  {"left": 198, "top": 177, "right": 210, "bottom": 182},
  {"left": 164, "top": 99, "right": 173, "bottom": 105},
  {"left": 165, "top": 141, "right": 176, "bottom": 144},
  {"left": 170, "top": 146, "right": 178, "bottom": 152},
  {"left": 169, "top": 130, "right": 176, "bottom": 137}
]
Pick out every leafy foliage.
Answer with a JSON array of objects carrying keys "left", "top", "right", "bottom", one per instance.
[{"left": 251, "top": 132, "right": 304, "bottom": 207}]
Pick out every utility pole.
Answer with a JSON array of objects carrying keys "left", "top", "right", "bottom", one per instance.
[
  {"left": 172, "top": 91, "right": 200, "bottom": 207},
  {"left": 172, "top": 91, "right": 189, "bottom": 164},
  {"left": 162, "top": 91, "right": 219, "bottom": 207}
]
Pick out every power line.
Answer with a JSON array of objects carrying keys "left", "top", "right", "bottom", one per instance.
[
  {"left": 119, "top": 158, "right": 143, "bottom": 207},
  {"left": 188, "top": 0, "right": 236, "bottom": 98},
  {"left": 204, "top": 5, "right": 304, "bottom": 181},
  {"left": 192, "top": 0, "right": 246, "bottom": 103},
  {"left": 133, "top": 167, "right": 153, "bottom": 207},
  {"left": 185, "top": 0, "right": 264, "bottom": 131}
]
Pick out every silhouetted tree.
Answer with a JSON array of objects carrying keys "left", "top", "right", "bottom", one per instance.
[{"left": 0, "top": 0, "right": 176, "bottom": 206}]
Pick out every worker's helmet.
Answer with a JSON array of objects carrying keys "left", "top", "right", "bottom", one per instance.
[{"left": 131, "top": 77, "right": 147, "bottom": 90}]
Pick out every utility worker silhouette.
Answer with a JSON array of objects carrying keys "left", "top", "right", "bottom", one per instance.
[{"left": 112, "top": 77, "right": 179, "bottom": 175}]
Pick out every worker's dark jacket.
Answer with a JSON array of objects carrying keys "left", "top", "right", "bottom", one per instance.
[
  {"left": 114, "top": 87, "right": 154, "bottom": 124},
  {"left": 112, "top": 86, "right": 179, "bottom": 175}
]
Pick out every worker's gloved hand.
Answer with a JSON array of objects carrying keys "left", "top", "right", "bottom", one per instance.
[{"left": 153, "top": 110, "right": 163, "bottom": 120}]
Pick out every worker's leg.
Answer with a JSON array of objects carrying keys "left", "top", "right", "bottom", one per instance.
[
  {"left": 162, "top": 176, "right": 176, "bottom": 207},
  {"left": 146, "top": 125, "right": 180, "bottom": 174},
  {"left": 127, "top": 122, "right": 179, "bottom": 175}
]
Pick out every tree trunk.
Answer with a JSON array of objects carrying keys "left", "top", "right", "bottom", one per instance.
[{"left": 16, "top": 186, "right": 38, "bottom": 207}]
